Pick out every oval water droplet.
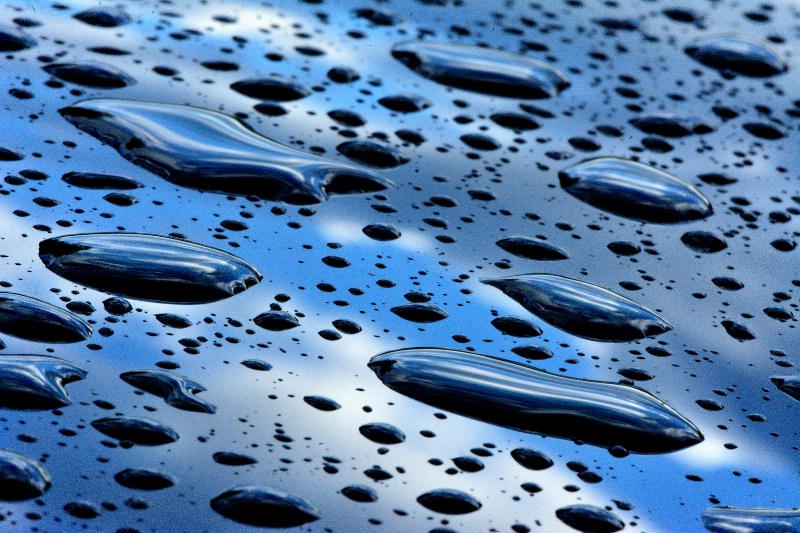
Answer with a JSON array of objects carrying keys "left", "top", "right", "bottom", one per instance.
[
  {"left": 0, "top": 293, "right": 92, "bottom": 343},
  {"left": 510, "top": 448, "right": 553, "bottom": 470},
  {"left": 73, "top": 7, "right": 131, "bottom": 27},
  {"left": 491, "top": 316, "right": 542, "bottom": 338},
  {"left": 771, "top": 376, "right": 800, "bottom": 402},
  {"left": 91, "top": 416, "right": 179, "bottom": 445},
  {"left": 120, "top": 369, "right": 216, "bottom": 413},
  {"left": 558, "top": 157, "right": 712, "bottom": 223},
  {"left": 362, "top": 223, "right": 401, "bottom": 241},
  {"left": 378, "top": 93, "right": 432, "bottom": 113},
  {"left": 482, "top": 274, "right": 671, "bottom": 342},
  {"left": 0, "top": 355, "right": 87, "bottom": 410},
  {"left": 702, "top": 507, "right": 800, "bottom": 533},
  {"left": 511, "top": 344, "right": 554, "bottom": 360},
  {"left": 336, "top": 140, "right": 409, "bottom": 168},
  {"left": 416, "top": 489, "right": 482, "bottom": 515},
  {"left": 43, "top": 62, "right": 135, "bottom": 88},
  {"left": 556, "top": 504, "right": 625, "bottom": 533},
  {"left": 359, "top": 422, "right": 405, "bottom": 444},
  {"left": 0, "top": 450, "right": 51, "bottom": 501},
  {"left": 685, "top": 36, "right": 787, "bottom": 77},
  {"left": 213, "top": 452, "right": 258, "bottom": 466},
  {"left": 341, "top": 484, "right": 377, "bottom": 503},
  {"left": 39, "top": 232, "right": 262, "bottom": 304},
  {"left": 230, "top": 76, "right": 311, "bottom": 101},
  {"left": 392, "top": 41, "right": 570, "bottom": 98},
  {"left": 390, "top": 303, "right": 448, "bottom": 323},
  {"left": 681, "top": 231, "right": 728, "bottom": 253},
  {"left": 303, "top": 395, "right": 341, "bottom": 411},
  {"left": 496, "top": 236, "right": 569, "bottom": 261},
  {"left": 630, "top": 114, "right": 716, "bottom": 137},
  {"left": 59, "top": 99, "right": 391, "bottom": 204},
  {"left": 114, "top": 468, "right": 176, "bottom": 490},
  {"left": 254, "top": 310, "right": 299, "bottom": 331},
  {"left": 369, "top": 348, "right": 702, "bottom": 453},
  {"left": 0, "top": 25, "right": 36, "bottom": 51},
  {"left": 155, "top": 313, "right": 192, "bottom": 329},
  {"left": 210, "top": 486, "right": 320, "bottom": 527},
  {"left": 721, "top": 320, "right": 755, "bottom": 341},
  {"left": 61, "top": 171, "right": 143, "bottom": 190}
]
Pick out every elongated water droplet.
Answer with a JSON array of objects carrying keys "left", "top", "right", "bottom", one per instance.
[
  {"left": 362, "top": 223, "right": 401, "bottom": 241},
  {"left": 721, "top": 319, "right": 755, "bottom": 341},
  {"left": 369, "top": 348, "right": 702, "bottom": 453},
  {"left": 482, "top": 274, "right": 671, "bottom": 342},
  {"left": 496, "top": 236, "right": 569, "bottom": 260},
  {"left": 341, "top": 485, "right": 377, "bottom": 503},
  {"left": 0, "top": 355, "right": 86, "bottom": 410},
  {"left": 39, "top": 233, "right": 262, "bottom": 304},
  {"left": 213, "top": 452, "right": 257, "bottom": 466},
  {"left": 230, "top": 76, "right": 311, "bottom": 101},
  {"left": 416, "top": 489, "right": 482, "bottom": 515},
  {"left": 702, "top": 507, "right": 800, "bottom": 533},
  {"left": 556, "top": 504, "right": 625, "bottom": 533},
  {"left": 210, "top": 486, "right": 320, "bottom": 527},
  {"left": 254, "top": 310, "right": 299, "bottom": 331},
  {"left": 61, "top": 171, "right": 142, "bottom": 190},
  {"left": 510, "top": 448, "right": 553, "bottom": 470},
  {"left": 91, "top": 416, "right": 179, "bottom": 445},
  {"left": 114, "top": 468, "right": 176, "bottom": 490},
  {"left": 0, "top": 450, "right": 51, "bottom": 501},
  {"left": 359, "top": 422, "right": 405, "bottom": 444},
  {"left": 771, "top": 376, "right": 800, "bottom": 402},
  {"left": 0, "top": 293, "right": 92, "bottom": 343},
  {"left": 73, "top": 7, "right": 131, "bottom": 27},
  {"left": 337, "top": 140, "right": 409, "bottom": 168},
  {"left": 392, "top": 41, "right": 570, "bottom": 98},
  {"left": 558, "top": 157, "right": 712, "bottom": 223},
  {"left": 0, "top": 25, "right": 36, "bottom": 51},
  {"left": 120, "top": 369, "right": 216, "bottom": 413},
  {"left": 154, "top": 313, "right": 192, "bottom": 329},
  {"left": 685, "top": 36, "right": 787, "bottom": 77},
  {"left": 44, "top": 62, "right": 135, "bottom": 88},
  {"left": 491, "top": 316, "right": 542, "bottom": 338},
  {"left": 681, "top": 231, "right": 728, "bottom": 253},
  {"left": 303, "top": 395, "right": 341, "bottom": 411},
  {"left": 390, "top": 303, "right": 448, "bottom": 323},
  {"left": 59, "top": 99, "right": 391, "bottom": 204},
  {"left": 630, "top": 114, "right": 716, "bottom": 137}
]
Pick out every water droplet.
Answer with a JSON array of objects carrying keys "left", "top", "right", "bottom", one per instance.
[
  {"left": 720, "top": 320, "right": 755, "bottom": 341},
  {"left": 59, "top": 99, "right": 391, "bottom": 204},
  {"left": 303, "top": 395, "right": 341, "bottom": 411},
  {"left": 114, "top": 468, "right": 177, "bottom": 490},
  {"left": 369, "top": 348, "right": 702, "bottom": 453},
  {"left": 511, "top": 344, "right": 553, "bottom": 360},
  {"left": 39, "top": 233, "right": 262, "bottom": 304},
  {"left": 743, "top": 122, "right": 786, "bottom": 140},
  {"left": 0, "top": 355, "right": 86, "bottom": 410},
  {"left": 482, "top": 274, "right": 671, "bottom": 342},
  {"left": 685, "top": 36, "right": 787, "bottom": 77},
  {"left": 510, "top": 448, "right": 553, "bottom": 470},
  {"left": 336, "top": 140, "right": 409, "bottom": 168},
  {"left": 43, "top": 62, "right": 135, "bottom": 88},
  {"left": 91, "top": 416, "right": 179, "bottom": 445},
  {"left": 556, "top": 504, "right": 625, "bottom": 533},
  {"left": 0, "top": 450, "right": 51, "bottom": 501},
  {"left": 392, "top": 41, "right": 570, "bottom": 98},
  {"left": 73, "top": 7, "right": 131, "bottom": 27},
  {"left": 630, "top": 114, "right": 716, "bottom": 137},
  {"left": 496, "top": 236, "right": 569, "bottom": 261},
  {"left": 0, "top": 25, "right": 36, "bottom": 51},
  {"left": 64, "top": 500, "right": 102, "bottom": 519},
  {"left": 155, "top": 313, "right": 192, "bottom": 329},
  {"left": 558, "top": 157, "right": 712, "bottom": 223},
  {"left": 210, "top": 486, "right": 320, "bottom": 527},
  {"left": 618, "top": 368, "right": 654, "bottom": 381},
  {"left": 0, "top": 292, "right": 92, "bottom": 343},
  {"left": 490, "top": 112, "right": 540, "bottom": 131},
  {"left": 390, "top": 303, "right": 448, "bottom": 323},
  {"left": 416, "top": 489, "right": 482, "bottom": 514},
  {"left": 378, "top": 93, "right": 432, "bottom": 113},
  {"left": 341, "top": 484, "right": 377, "bottom": 503},
  {"left": 681, "top": 231, "right": 728, "bottom": 253},
  {"left": 120, "top": 369, "right": 216, "bottom": 414},
  {"left": 359, "top": 422, "right": 405, "bottom": 444},
  {"left": 61, "top": 171, "right": 143, "bottom": 190},
  {"left": 491, "top": 316, "right": 542, "bottom": 338},
  {"left": 230, "top": 76, "right": 311, "bottom": 101},
  {"left": 362, "top": 223, "right": 401, "bottom": 241},
  {"left": 213, "top": 452, "right": 258, "bottom": 466},
  {"left": 240, "top": 359, "right": 272, "bottom": 371},
  {"left": 254, "top": 310, "right": 300, "bottom": 331},
  {"left": 702, "top": 507, "right": 800, "bottom": 533},
  {"left": 771, "top": 376, "right": 800, "bottom": 403}
]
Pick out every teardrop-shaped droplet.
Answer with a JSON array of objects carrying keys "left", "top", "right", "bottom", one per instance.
[
  {"left": 59, "top": 99, "right": 391, "bottom": 204},
  {"left": 114, "top": 468, "right": 176, "bottom": 490},
  {"left": 556, "top": 504, "right": 625, "bottom": 533},
  {"left": 254, "top": 311, "right": 300, "bottom": 331},
  {"left": 359, "top": 422, "right": 405, "bottom": 444},
  {"left": 0, "top": 25, "right": 36, "bottom": 51},
  {"left": 390, "top": 303, "right": 448, "bottom": 323},
  {"left": 0, "top": 293, "right": 92, "bottom": 343},
  {"left": 685, "top": 36, "right": 787, "bottom": 77},
  {"left": 230, "top": 76, "right": 311, "bottom": 101},
  {"left": 61, "top": 172, "right": 143, "bottom": 190},
  {"left": 392, "top": 41, "right": 570, "bottom": 99},
  {"left": 416, "top": 489, "right": 482, "bottom": 515},
  {"left": 0, "top": 355, "right": 87, "bottom": 410},
  {"left": 0, "top": 450, "right": 51, "bottom": 501},
  {"left": 630, "top": 114, "right": 716, "bottom": 137},
  {"left": 210, "top": 486, "right": 320, "bottom": 527},
  {"left": 558, "top": 157, "right": 712, "bottom": 223},
  {"left": 496, "top": 236, "right": 569, "bottom": 260},
  {"left": 368, "top": 348, "right": 702, "bottom": 453},
  {"left": 120, "top": 369, "right": 216, "bottom": 413},
  {"left": 702, "top": 507, "right": 800, "bottom": 533},
  {"left": 91, "top": 416, "right": 179, "bottom": 445},
  {"left": 43, "top": 62, "right": 135, "bottom": 88},
  {"left": 39, "top": 233, "right": 262, "bottom": 304},
  {"left": 481, "top": 274, "right": 671, "bottom": 342}
]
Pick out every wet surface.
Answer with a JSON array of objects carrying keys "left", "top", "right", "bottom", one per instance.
[{"left": 0, "top": 0, "right": 798, "bottom": 531}]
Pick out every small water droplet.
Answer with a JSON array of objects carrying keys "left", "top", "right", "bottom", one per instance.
[{"left": 510, "top": 448, "right": 553, "bottom": 470}]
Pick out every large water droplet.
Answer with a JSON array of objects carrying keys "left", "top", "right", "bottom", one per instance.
[
  {"left": 91, "top": 416, "right": 179, "bottom": 445},
  {"left": 558, "top": 157, "right": 712, "bottom": 223},
  {"left": 114, "top": 468, "right": 177, "bottom": 490},
  {"left": 210, "top": 486, "right": 320, "bottom": 527},
  {"left": 73, "top": 7, "right": 131, "bottom": 27},
  {"left": 39, "top": 233, "right": 262, "bottom": 304},
  {"left": 496, "top": 236, "right": 569, "bottom": 261},
  {"left": 43, "top": 62, "right": 135, "bottom": 88},
  {"left": 213, "top": 452, "right": 257, "bottom": 466},
  {"left": 702, "top": 507, "right": 800, "bottom": 533},
  {"left": 392, "top": 41, "right": 570, "bottom": 98},
  {"left": 556, "top": 504, "right": 625, "bottom": 533},
  {"left": 254, "top": 310, "right": 300, "bottom": 331},
  {"left": 390, "top": 303, "right": 449, "bottom": 323},
  {"left": 0, "top": 25, "right": 36, "bottom": 51},
  {"left": 59, "top": 99, "right": 391, "bottom": 204},
  {"left": 61, "top": 171, "right": 143, "bottom": 190},
  {"left": 359, "top": 422, "right": 405, "bottom": 444},
  {"left": 510, "top": 448, "right": 553, "bottom": 470},
  {"left": 630, "top": 114, "right": 716, "bottom": 137},
  {"left": 681, "top": 231, "right": 728, "bottom": 253},
  {"left": 482, "top": 274, "right": 671, "bottom": 342},
  {"left": 0, "top": 355, "right": 86, "bottom": 410},
  {"left": 0, "top": 450, "right": 51, "bottom": 501},
  {"left": 0, "top": 293, "right": 92, "bottom": 343},
  {"left": 685, "top": 36, "right": 787, "bottom": 77},
  {"left": 369, "top": 348, "right": 702, "bottom": 453},
  {"left": 416, "top": 489, "right": 482, "bottom": 514},
  {"left": 336, "top": 140, "right": 409, "bottom": 168},
  {"left": 772, "top": 376, "right": 800, "bottom": 402},
  {"left": 341, "top": 485, "right": 377, "bottom": 503},
  {"left": 230, "top": 76, "right": 311, "bottom": 101},
  {"left": 120, "top": 369, "right": 216, "bottom": 413}
]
